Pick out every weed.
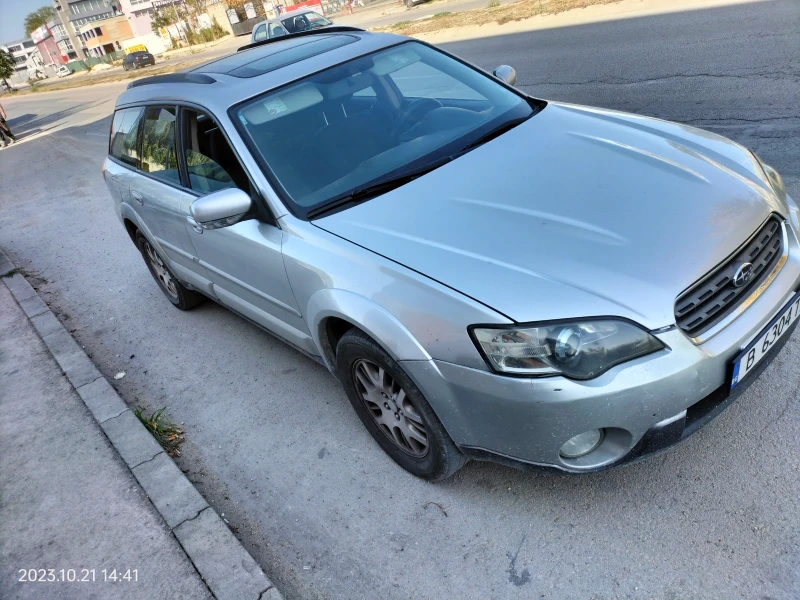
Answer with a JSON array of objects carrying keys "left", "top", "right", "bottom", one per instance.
[
  {"left": 135, "top": 406, "right": 185, "bottom": 456},
  {"left": 391, "top": 20, "right": 412, "bottom": 28},
  {"left": 434, "top": 11, "right": 452, "bottom": 17},
  {"left": 1, "top": 267, "right": 36, "bottom": 279},
  {"left": 497, "top": 14, "right": 513, "bottom": 24},
  {"left": 488, "top": 0, "right": 500, "bottom": 6}
]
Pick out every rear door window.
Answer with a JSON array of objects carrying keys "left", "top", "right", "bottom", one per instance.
[
  {"left": 253, "top": 24, "right": 267, "bottom": 42},
  {"left": 109, "top": 107, "right": 144, "bottom": 167},
  {"left": 140, "top": 106, "right": 180, "bottom": 185}
]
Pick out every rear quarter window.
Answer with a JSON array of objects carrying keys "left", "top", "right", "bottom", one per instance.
[{"left": 110, "top": 107, "right": 144, "bottom": 167}]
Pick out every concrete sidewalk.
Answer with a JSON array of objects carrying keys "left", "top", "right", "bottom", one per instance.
[
  {"left": 0, "top": 256, "right": 281, "bottom": 600},
  {"left": 0, "top": 283, "right": 214, "bottom": 599}
]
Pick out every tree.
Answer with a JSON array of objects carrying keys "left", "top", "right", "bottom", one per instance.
[
  {"left": 24, "top": 6, "right": 56, "bottom": 36},
  {"left": 186, "top": 0, "right": 210, "bottom": 16},
  {"left": 151, "top": 6, "right": 177, "bottom": 35},
  {"left": 0, "top": 49, "right": 15, "bottom": 89}
]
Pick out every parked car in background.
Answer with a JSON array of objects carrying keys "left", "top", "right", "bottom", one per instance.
[
  {"left": 56, "top": 65, "right": 72, "bottom": 78},
  {"left": 250, "top": 9, "right": 333, "bottom": 43},
  {"left": 122, "top": 51, "right": 156, "bottom": 71},
  {"left": 104, "top": 29, "right": 799, "bottom": 481}
]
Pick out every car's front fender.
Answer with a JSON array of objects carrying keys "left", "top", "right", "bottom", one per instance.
[
  {"left": 280, "top": 217, "right": 510, "bottom": 373},
  {"left": 306, "top": 288, "right": 432, "bottom": 371}
]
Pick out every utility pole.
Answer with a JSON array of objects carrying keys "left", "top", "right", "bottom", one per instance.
[{"left": 53, "top": 0, "right": 87, "bottom": 60}]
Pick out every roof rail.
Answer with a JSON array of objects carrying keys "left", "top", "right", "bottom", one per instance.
[
  {"left": 127, "top": 73, "right": 216, "bottom": 89},
  {"left": 237, "top": 26, "right": 366, "bottom": 52}
]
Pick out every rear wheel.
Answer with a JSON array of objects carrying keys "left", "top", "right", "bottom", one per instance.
[
  {"left": 135, "top": 231, "right": 204, "bottom": 310},
  {"left": 336, "top": 329, "right": 467, "bottom": 481}
]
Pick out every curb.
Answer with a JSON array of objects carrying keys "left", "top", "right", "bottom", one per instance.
[{"left": 0, "top": 249, "right": 283, "bottom": 600}]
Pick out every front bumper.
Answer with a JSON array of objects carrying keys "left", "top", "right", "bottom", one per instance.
[
  {"left": 402, "top": 219, "right": 800, "bottom": 473},
  {"left": 455, "top": 319, "right": 796, "bottom": 473}
]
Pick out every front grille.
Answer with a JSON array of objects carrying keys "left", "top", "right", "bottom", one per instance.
[{"left": 675, "top": 215, "right": 784, "bottom": 337}]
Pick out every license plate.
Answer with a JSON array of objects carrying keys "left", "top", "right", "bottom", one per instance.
[{"left": 731, "top": 292, "right": 800, "bottom": 389}]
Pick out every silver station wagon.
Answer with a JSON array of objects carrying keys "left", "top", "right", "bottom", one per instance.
[{"left": 103, "top": 27, "right": 798, "bottom": 480}]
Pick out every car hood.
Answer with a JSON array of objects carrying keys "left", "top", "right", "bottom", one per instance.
[{"left": 314, "top": 102, "right": 784, "bottom": 328}]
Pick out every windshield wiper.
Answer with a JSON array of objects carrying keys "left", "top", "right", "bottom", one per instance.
[
  {"left": 455, "top": 115, "right": 532, "bottom": 157},
  {"left": 307, "top": 155, "right": 453, "bottom": 219}
]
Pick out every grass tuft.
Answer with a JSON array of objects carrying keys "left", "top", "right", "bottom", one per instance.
[
  {"left": 488, "top": 0, "right": 500, "bottom": 6},
  {"left": 135, "top": 406, "right": 185, "bottom": 456}
]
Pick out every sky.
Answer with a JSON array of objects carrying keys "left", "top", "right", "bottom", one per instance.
[{"left": 0, "top": 0, "right": 53, "bottom": 44}]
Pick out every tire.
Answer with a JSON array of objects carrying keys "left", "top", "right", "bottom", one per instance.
[
  {"left": 336, "top": 329, "right": 467, "bottom": 481},
  {"left": 135, "top": 231, "right": 204, "bottom": 310}
]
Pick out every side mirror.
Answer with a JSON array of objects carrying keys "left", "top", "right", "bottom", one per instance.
[
  {"left": 493, "top": 65, "right": 517, "bottom": 86},
  {"left": 189, "top": 188, "right": 252, "bottom": 232}
]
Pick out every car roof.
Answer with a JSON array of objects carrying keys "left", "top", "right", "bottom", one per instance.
[{"left": 115, "top": 31, "right": 407, "bottom": 113}]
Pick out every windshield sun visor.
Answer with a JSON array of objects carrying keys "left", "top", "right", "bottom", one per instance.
[{"left": 239, "top": 83, "right": 323, "bottom": 125}]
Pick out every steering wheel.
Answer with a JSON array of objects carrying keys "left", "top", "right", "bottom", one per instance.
[{"left": 390, "top": 97, "right": 443, "bottom": 141}]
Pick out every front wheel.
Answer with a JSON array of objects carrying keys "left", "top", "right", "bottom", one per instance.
[
  {"left": 135, "top": 231, "right": 204, "bottom": 310},
  {"left": 336, "top": 329, "right": 467, "bottom": 481}
]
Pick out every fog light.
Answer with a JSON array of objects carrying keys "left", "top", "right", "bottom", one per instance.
[{"left": 560, "top": 429, "right": 604, "bottom": 459}]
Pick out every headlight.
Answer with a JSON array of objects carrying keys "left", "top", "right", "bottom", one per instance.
[{"left": 470, "top": 319, "right": 665, "bottom": 380}]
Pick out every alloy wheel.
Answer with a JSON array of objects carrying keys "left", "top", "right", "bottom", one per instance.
[
  {"left": 352, "top": 358, "right": 429, "bottom": 457},
  {"left": 143, "top": 240, "right": 178, "bottom": 300}
]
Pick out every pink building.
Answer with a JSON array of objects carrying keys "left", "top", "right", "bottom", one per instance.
[{"left": 31, "top": 24, "right": 65, "bottom": 65}]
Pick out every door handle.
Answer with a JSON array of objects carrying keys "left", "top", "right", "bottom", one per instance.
[
  {"left": 131, "top": 191, "right": 144, "bottom": 205},
  {"left": 186, "top": 216, "right": 203, "bottom": 234}
]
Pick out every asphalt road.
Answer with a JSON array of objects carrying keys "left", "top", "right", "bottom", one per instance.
[{"left": 1, "top": 1, "right": 798, "bottom": 599}]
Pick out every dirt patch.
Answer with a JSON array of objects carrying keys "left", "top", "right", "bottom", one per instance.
[{"left": 382, "top": 0, "right": 623, "bottom": 35}]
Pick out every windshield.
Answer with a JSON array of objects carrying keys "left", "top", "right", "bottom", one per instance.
[
  {"left": 281, "top": 11, "right": 331, "bottom": 33},
  {"left": 233, "top": 42, "right": 535, "bottom": 218}
]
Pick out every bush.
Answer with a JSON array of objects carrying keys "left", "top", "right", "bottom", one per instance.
[
  {"left": 186, "top": 24, "right": 225, "bottom": 45},
  {"left": 211, "top": 17, "right": 228, "bottom": 38}
]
